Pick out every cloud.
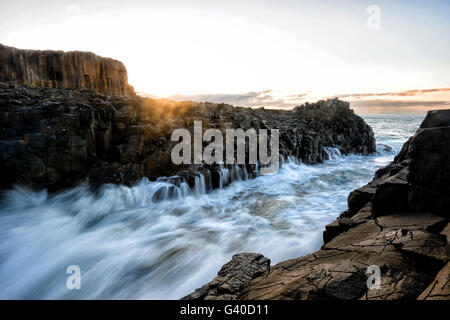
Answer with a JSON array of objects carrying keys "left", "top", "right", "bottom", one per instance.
[
  {"left": 351, "top": 99, "right": 450, "bottom": 108},
  {"left": 286, "top": 93, "right": 308, "bottom": 100},
  {"left": 165, "top": 90, "right": 307, "bottom": 109},
  {"left": 332, "top": 88, "right": 450, "bottom": 100},
  {"left": 137, "top": 87, "right": 450, "bottom": 113},
  {"left": 331, "top": 88, "right": 450, "bottom": 113}
]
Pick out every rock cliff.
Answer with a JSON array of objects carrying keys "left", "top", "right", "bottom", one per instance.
[
  {"left": 0, "top": 45, "right": 376, "bottom": 192},
  {"left": 0, "top": 84, "right": 375, "bottom": 192},
  {"left": 0, "top": 44, "right": 134, "bottom": 96},
  {"left": 184, "top": 109, "right": 450, "bottom": 300}
]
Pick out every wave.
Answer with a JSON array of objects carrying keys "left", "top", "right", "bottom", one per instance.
[
  {"left": 324, "top": 146, "right": 342, "bottom": 160},
  {"left": 0, "top": 156, "right": 370, "bottom": 299}
]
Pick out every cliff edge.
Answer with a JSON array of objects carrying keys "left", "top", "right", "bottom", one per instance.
[{"left": 0, "top": 44, "right": 134, "bottom": 96}]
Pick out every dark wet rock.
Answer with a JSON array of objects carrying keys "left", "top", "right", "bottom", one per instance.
[
  {"left": 182, "top": 253, "right": 270, "bottom": 300},
  {"left": 0, "top": 84, "right": 375, "bottom": 192},
  {"left": 186, "top": 109, "right": 450, "bottom": 300},
  {"left": 323, "top": 202, "right": 373, "bottom": 243},
  {"left": 372, "top": 169, "right": 409, "bottom": 216},
  {"left": 347, "top": 183, "right": 377, "bottom": 215},
  {"left": 382, "top": 144, "right": 392, "bottom": 152},
  {"left": 373, "top": 163, "right": 404, "bottom": 179},
  {"left": 350, "top": 109, "right": 450, "bottom": 218},
  {"left": 407, "top": 126, "right": 450, "bottom": 216},
  {"left": 420, "top": 109, "right": 450, "bottom": 129},
  {"left": 293, "top": 98, "right": 375, "bottom": 156}
]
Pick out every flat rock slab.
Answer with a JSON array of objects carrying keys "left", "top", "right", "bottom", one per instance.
[{"left": 376, "top": 212, "right": 445, "bottom": 230}]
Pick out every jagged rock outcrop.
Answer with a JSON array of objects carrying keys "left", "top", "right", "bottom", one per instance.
[
  {"left": 0, "top": 44, "right": 134, "bottom": 96},
  {"left": 182, "top": 253, "right": 270, "bottom": 300},
  {"left": 294, "top": 100, "right": 374, "bottom": 156},
  {"left": 0, "top": 83, "right": 375, "bottom": 192},
  {"left": 186, "top": 109, "right": 450, "bottom": 300}
]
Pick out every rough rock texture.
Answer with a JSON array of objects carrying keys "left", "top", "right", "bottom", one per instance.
[
  {"left": 0, "top": 83, "right": 375, "bottom": 192},
  {"left": 182, "top": 253, "right": 270, "bottom": 300},
  {"left": 417, "top": 262, "right": 450, "bottom": 300},
  {"left": 0, "top": 44, "right": 134, "bottom": 96},
  {"left": 186, "top": 109, "right": 450, "bottom": 300}
]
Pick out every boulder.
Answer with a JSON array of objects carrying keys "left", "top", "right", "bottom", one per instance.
[
  {"left": 182, "top": 253, "right": 270, "bottom": 300},
  {"left": 420, "top": 109, "right": 450, "bottom": 129},
  {"left": 347, "top": 183, "right": 377, "bottom": 214},
  {"left": 407, "top": 126, "right": 450, "bottom": 216}
]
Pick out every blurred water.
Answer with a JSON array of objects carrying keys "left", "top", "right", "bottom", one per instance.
[{"left": 0, "top": 114, "right": 425, "bottom": 299}]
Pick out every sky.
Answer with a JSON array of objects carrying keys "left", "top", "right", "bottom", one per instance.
[{"left": 1, "top": 0, "right": 449, "bottom": 113}]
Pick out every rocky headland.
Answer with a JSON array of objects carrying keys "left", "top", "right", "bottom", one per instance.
[
  {"left": 0, "top": 44, "right": 134, "bottom": 96},
  {"left": 0, "top": 44, "right": 375, "bottom": 194},
  {"left": 184, "top": 109, "right": 450, "bottom": 300}
]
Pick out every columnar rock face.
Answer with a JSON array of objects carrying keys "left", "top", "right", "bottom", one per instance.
[
  {"left": 0, "top": 84, "right": 375, "bottom": 192},
  {"left": 186, "top": 109, "right": 450, "bottom": 300},
  {"left": 0, "top": 44, "right": 134, "bottom": 96}
]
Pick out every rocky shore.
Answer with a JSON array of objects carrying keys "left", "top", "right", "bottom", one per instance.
[
  {"left": 1, "top": 44, "right": 448, "bottom": 301},
  {"left": 0, "top": 46, "right": 375, "bottom": 193},
  {"left": 184, "top": 109, "right": 450, "bottom": 300}
]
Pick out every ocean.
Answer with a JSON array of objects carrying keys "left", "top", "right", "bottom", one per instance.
[{"left": 0, "top": 114, "right": 425, "bottom": 299}]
